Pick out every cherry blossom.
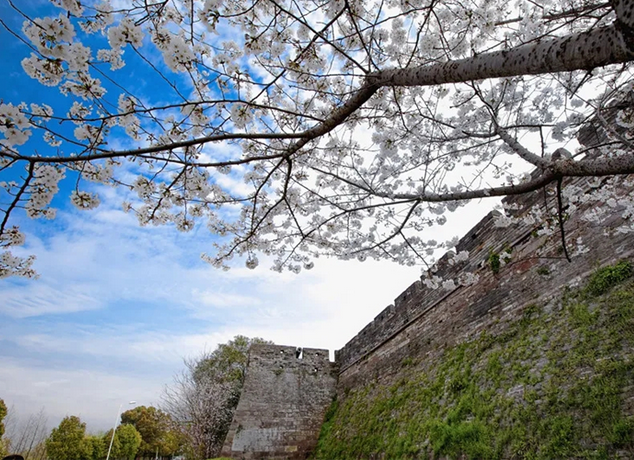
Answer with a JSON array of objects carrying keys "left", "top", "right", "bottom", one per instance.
[{"left": 1, "top": 0, "right": 634, "bottom": 279}]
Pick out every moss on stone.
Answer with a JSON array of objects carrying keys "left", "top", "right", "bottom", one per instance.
[{"left": 312, "top": 261, "right": 634, "bottom": 459}]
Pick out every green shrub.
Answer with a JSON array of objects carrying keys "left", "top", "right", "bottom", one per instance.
[
  {"left": 429, "top": 420, "right": 494, "bottom": 459},
  {"left": 610, "top": 418, "right": 634, "bottom": 447},
  {"left": 488, "top": 251, "right": 501, "bottom": 274},
  {"left": 585, "top": 260, "right": 633, "bottom": 297}
]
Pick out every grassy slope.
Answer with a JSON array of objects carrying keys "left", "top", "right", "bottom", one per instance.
[{"left": 313, "top": 261, "right": 634, "bottom": 459}]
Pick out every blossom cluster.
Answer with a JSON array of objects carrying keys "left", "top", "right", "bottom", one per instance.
[{"left": 0, "top": 0, "right": 632, "bottom": 278}]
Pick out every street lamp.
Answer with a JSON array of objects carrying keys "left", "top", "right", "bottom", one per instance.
[{"left": 105, "top": 401, "right": 136, "bottom": 460}]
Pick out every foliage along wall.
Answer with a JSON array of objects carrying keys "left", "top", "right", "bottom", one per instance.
[{"left": 313, "top": 260, "right": 634, "bottom": 459}]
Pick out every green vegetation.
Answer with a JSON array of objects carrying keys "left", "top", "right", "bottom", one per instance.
[
  {"left": 103, "top": 424, "right": 142, "bottom": 460},
  {"left": 536, "top": 265, "right": 550, "bottom": 276},
  {"left": 0, "top": 398, "right": 7, "bottom": 457},
  {"left": 584, "top": 260, "right": 633, "bottom": 297},
  {"left": 45, "top": 416, "right": 144, "bottom": 460},
  {"left": 487, "top": 251, "right": 501, "bottom": 274},
  {"left": 313, "top": 260, "right": 634, "bottom": 459},
  {"left": 487, "top": 246, "right": 512, "bottom": 275},
  {"left": 45, "top": 416, "right": 93, "bottom": 460},
  {"left": 41, "top": 410, "right": 171, "bottom": 460},
  {"left": 120, "top": 406, "right": 181, "bottom": 459}
]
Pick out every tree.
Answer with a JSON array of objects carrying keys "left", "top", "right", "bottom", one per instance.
[
  {"left": 2, "top": 0, "right": 634, "bottom": 278},
  {"left": 120, "top": 406, "right": 180, "bottom": 459},
  {"left": 3, "top": 407, "right": 49, "bottom": 460},
  {"left": 102, "top": 424, "right": 141, "bottom": 460},
  {"left": 162, "top": 336, "right": 270, "bottom": 460},
  {"left": 83, "top": 436, "right": 105, "bottom": 460},
  {"left": 45, "top": 416, "right": 92, "bottom": 460},
  {"left": 0, "top": 398, "right": 7, "bottom": 457}
]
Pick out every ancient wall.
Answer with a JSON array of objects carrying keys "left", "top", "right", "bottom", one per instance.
[
  {"left": 221, "top": 344, "right": 338, "bottom": 460},
  {"left": 221, "top": 102, "right": 634, "bottom": 458},
  {"left": 221, "top": 175, "right": 634, "bottom": 459},
  {"left": 336, "top": 175, "right": 634, "bottom": 393}
]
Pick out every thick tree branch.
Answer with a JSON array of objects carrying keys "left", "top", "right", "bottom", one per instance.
[{"left": 368, "top": 22, "right": 634, "bottom": 87}]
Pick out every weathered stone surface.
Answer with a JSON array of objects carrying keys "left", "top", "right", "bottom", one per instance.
[
  {"left": 337, "top": 176, "right": 634, "bottom": 394},
  {"left": 221, "top": 171, "right": 634, "bottom": 458},
  {"left": 221, "top": 344, "right": 338, "bottom": 460},
  {"left": 221, "top": 170, "right": 634, "bottom": 458}
]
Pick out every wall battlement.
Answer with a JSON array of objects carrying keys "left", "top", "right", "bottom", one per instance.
[
  {"left": 335, "top": 209, "right": 517, "bottom": 372},
  {"left": 334, "top": 167, "right": 629, "bottom": 376}
]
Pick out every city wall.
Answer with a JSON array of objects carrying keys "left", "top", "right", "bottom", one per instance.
[
  {"left": 221, "top": 344, "right": 338, "bottom": 459},
  {"left": 336, "top": 180, "right": 634, "bottom": 394},
  {"left": 222, "top": 110, "right": 634, "bottom": 458}
]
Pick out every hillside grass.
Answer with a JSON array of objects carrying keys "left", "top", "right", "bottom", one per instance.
[{"left": 313, "top": 261, "right": 634, "bottom": 459}]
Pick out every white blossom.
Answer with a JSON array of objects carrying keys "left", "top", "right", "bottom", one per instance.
[
  {"left": 0, "top": 251, "right": 38, "bottom": 279},
  {"left": 53, "top": 0, "right": 84, "bottom": 16},
  {"left": 68, "top": 101, "right": 91, "bottom": 121},
  {"left": 230, "top": 104, "right": 252, "bottom": 129},
  {"left": 442, "top": 279, "right": 456, "bottom": 290},
  {"left": 0, "top": 226, "right": 25, "bottom": 247},
  {"left": 0, "top": 103, "right": 31, "bottom": 147},
  {"left": 70, "top": 190, "right": 100, "bottom": 209},
  {"left": 2, "top": 0, "right": 634, "bottom": 277},
  {"left": 97, "top": 47, "right": 125, "bottom": 70},
  {"left": 107, "top": 18, "right": 143, "bottom": 49}
]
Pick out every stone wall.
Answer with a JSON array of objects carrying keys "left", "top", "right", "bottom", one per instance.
[
  {"left": 221, "top": 170, "right": 634, "bottom": 458},
  {"left": 336, "top": 174, "right": 634, "bottom": 394},
  {"left": 333, "top": 99, "right": 634, "bottom": 381},
  {"left": 221, "top": 173, "right": 634, "bottom": 458},
  {"left": 221, "top": 344, "right": 338, "bottom": 460},
  {"left": 221, "top": 106, "right": 634, "bottom": 457}
]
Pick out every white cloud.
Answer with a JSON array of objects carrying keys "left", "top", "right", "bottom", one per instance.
[
  {"left": 10, "top": 328, "right": 229, "bottom": 368},
  {"left": 192, "top": 289, "right": 263, "bottom": 309},
  {"left": 0, "top": 357, "right": 163, "bottom": 433},
  {"left": 0, "top": 283, "right": 103, "bottom": 318}
]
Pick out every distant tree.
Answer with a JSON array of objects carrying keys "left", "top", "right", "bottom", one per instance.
[
  {"left": 102, "top": 424, "right": 141, "bottom": 460},
  {"left": 162, "top": 336, "right": 271, "bottom": 460},
  {"left": 45, "top": 416, "right": 92, "bottom": 460},
  {"left": 3, "top": 408, "right": 49, "bottom": 460},
  {"left": 0, "top": 398, "right": 7, "bottom": 457},
  {"left": 114, "top": 424, "right": 142, "bottom": 460},
  {"left": 24, "top": 442, "right": 46, "bottom": 460},
  {"left": 120, "top": 407, "right": 180, "bottom": 459}
]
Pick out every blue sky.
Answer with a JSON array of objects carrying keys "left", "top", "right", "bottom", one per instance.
[{"left": 0, "top": 0, "right": 495, "bottom": 433}]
